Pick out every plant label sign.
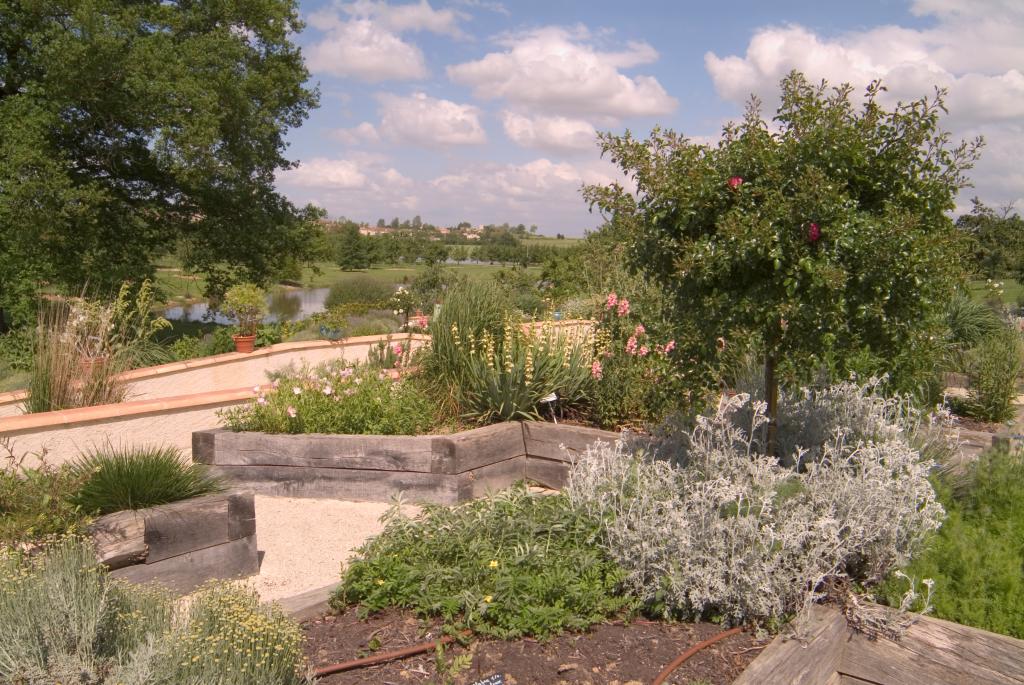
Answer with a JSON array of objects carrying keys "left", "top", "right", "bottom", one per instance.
[{"left": 470, "top": 675, "right": 504, "bottom": 685}]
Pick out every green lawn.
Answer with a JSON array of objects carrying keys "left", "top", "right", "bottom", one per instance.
[
  {"left": 968, "top": 278, "right": 1023, "bottom": 306},
  {"left": 521, "top": 237, "right": 581, "bottom": 248}
]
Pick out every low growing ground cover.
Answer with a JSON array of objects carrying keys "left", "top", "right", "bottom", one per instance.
[
  {"left": 0, "top": 538, "right": 309, "bottom": 684},
  {"left": 220, "top": 359, "right": 438, "bottom": 436},
  {"left": 330, "top": 380, "right": 945, "bottom": 641},
  {"left": 877, "top": 448, "right": 1024, "bottom": 638}
]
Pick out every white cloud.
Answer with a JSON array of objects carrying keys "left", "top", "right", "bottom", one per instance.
[
  {"left": 377, "top": 92, "right": 486, "bottom": 146},
  {"left": 305, "top": 18, "right": 428, "bottom": 81},
  {"left": 447, "top": 26, "right": 676, "bottom": 119},
  {"left": 328, "top": 121, "right": 380, "bottom": 145},
  {"left": 305, "top": 1, "right": 466, "bottom": 82},
  {"left": 341, "top": 0, "right": 465, "bottom": 37},
  {"left": 279, "top": 158, "right": 367, "bottom": 189},
  {"left": 703, "top": 2, "right": 1024, "bottom": 209},
  {"left": 500, "top": 112, "right": 597, "bottom": 154}
]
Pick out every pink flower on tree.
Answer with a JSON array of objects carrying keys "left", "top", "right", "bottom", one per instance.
[
  {"left": 634, "top": 324, "right": 646, "bottom": 336},
  {"left": 392, "top": 343, "right": 403, "bottom": 356},
  {"left": 590, "top": 360, "right": 603, "bottom": 380},
  {"left": 664, "top": 339, "right": 676, "bottom": 354},
  {"left": 638, "top": 345, "right": 649, "bottom": 356},
  {"left": 286, "top": 406, "right": 297, "bottom": 418},
  {"left": 807, "top": 222, "right": 821, "bottom": 243},
  {"left": 616, "top": 298, "right": 630, "bottom": 317},
  {"left": 728, "top": 176, "right": 743, "bottom": 190},
  {"left": 625, "top": 336, "right": 638, "bottom": 355},
  {"left": 605, "top": 292, "right": 618, "bottom": 310}
]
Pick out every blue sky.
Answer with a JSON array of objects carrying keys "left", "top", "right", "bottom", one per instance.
[{"left": 276, "top": 0, "right": 1024, "bottom": 235}]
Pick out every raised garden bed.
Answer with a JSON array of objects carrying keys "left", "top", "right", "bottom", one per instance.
[
  {"left": 302, "top": 607, "right": 767, "bottom": 685},
  {"left": 192, "top": 422, "right": 618, "bottom": 504},
  {"left": 89, "top": 489, "right": 259, "bottom": 593}
]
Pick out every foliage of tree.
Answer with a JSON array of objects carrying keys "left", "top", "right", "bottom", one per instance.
[
  {"left": 956, "top": 199, "right": 1024, "bottom": 279},
  {"left": 333, "top": 222, "right": 371, "bottom": 271},
  {"left": 585, "top": 72, "right": 982, "bottom": 447},
  {"left": 0, "top": 0, "right": 322, "bottom": 326}
]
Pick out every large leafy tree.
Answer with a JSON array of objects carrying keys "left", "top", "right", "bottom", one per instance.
[
  {"left": 956, "top": 199, "right": 1024, "bottom": 280},
  {"left": 0, "top": 0, "right": 321, "bottom": 327},
  {"left": 585, "top": 72, "right": 982, "bottom": 450}
]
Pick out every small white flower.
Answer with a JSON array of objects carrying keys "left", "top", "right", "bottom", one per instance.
[
  {"left": 323, "top": 385, "right": 333, "bottom": 396},
  {"left": 292, "top": 387, "right": 302, "bottom": 395}
]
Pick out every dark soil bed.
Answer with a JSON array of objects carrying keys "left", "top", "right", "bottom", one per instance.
[{"left": 304, "top": 608, "right": 768, "bottom": 685}]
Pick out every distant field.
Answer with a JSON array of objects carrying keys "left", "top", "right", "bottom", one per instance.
[
  {"left": 968, "top": 278, "right": 1022, "bottom": 306},
  {"left": 154, "top": 261, "right": 540, "bottom": 303},
  {"left": 521, "top": 237, "right": 582, "bottom": 248}
]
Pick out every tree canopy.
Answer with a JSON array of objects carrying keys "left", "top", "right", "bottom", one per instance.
[
  {"left": 585, "top": 72, "right": 983, "bottom": 440},
  {"left": 0, "top": 0, "right": 321, "bottom": 326},
  {"left": 957, "top": 199, "right": 1024, "bottom": 280}
]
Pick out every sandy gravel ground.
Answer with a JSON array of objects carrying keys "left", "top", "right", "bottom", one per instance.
[{"left": 250, "top": 495, "right": 414, "bottom": 602}]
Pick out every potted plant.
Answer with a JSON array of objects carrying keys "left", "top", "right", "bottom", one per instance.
[{"left": 223, "top": 283, "right": 267, "bottom": 353}]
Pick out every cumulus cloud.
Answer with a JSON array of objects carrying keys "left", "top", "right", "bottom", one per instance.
[
  {"left": 377, "top": 92, "right": 487, "bottom": 146},
  {"left": 305, "top": 18, "right": 428, "bottom": 81},
  {"left": 328, "top": 121, "right": 381, "bottom": 145},
  {"left": 447, "top": 26, "right": 676, "bottom": 119},
  {"left": 305, "top": 1, "right": 464, "bottom": 82},
  {"left": 704, "top": 0, "right": 1024, "bottom": 208},
  {"left": 501, "top": 112, "right": 597, "bottom": 154},
  {"left": 278, "top": 158, "right": 368, "bottom": 189}
]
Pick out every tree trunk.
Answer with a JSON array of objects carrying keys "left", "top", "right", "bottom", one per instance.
[{"left": 764, "top": 353, "right": 779, "bottom": 458}]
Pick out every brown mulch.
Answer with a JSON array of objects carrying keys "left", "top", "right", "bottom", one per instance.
[
  {"left": 304, "top": 609, "right": 768, "bottom": 685},
  {"left": 954, "top": 415, "right": 1007, "bottom": 433}
]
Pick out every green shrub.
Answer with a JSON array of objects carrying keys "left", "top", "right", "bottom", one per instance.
[
  {"left": 0, "top": 538, "right": 309, "bottom": 684},
  {"left": 963, "top": 326, "right": 1023, "bottom": 423},
  {"left": 0, "top": 328, "right": 33, "bottom": 372},
  {"left": 222, "top": 283, "right": 268, "bottom": 337},
  {"left": 332, "top": 486, "right": 633, "bottom": 639},
  {"left": 877, "top": 449, "right": 1024, "bottom": 638},
  {"left": 170, "top": 334, "right": 204, "bottom": 360},
  {"left": 220, "top": 361, "right": 436, "bottom": 435},
  {"left": 70, "top": 445, "right": 222, "bottom": 515},
  {"left": 324, "top": 275, "right": 396, "bottom": 309},
  {"left": 0, "top": 445, "right": 88, "bottom": 547}
]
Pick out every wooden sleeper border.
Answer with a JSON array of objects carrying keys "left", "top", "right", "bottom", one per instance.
[
  {"left": 191, "top": 422, "right": 620, "bottom": 504},
  {"left": 89, "top": 490, "right": 259, "bottom": 593}
]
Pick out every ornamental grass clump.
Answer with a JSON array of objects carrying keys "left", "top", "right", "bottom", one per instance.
[
  {"left": 332, "top": 486, "right": 633, "bottom": 639},
  {"left": 0, "top": 538, "right": 311, "bottom": 684},
  {"left": 220, "top": 360, "right": 436, "bottom": 435},
  {"left": 70, "top": 444, "right": 222, "bottom": 515},
  {"left": 567, "top": 386, "right": 944, "bottom": 627}
]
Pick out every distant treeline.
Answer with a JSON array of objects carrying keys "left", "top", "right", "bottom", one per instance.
[{"left": 322, "top": 220, "right": 570, "bottom": 270}]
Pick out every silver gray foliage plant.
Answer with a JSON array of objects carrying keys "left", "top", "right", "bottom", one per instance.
[{"left": 565, "top": 382, "right": 946, "bottom": 626}]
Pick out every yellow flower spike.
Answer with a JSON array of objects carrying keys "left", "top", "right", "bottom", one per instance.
[{"left": 489, "top": 559, "right": 499, "bottom": 569}]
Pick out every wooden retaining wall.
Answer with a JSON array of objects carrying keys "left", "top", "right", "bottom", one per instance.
[
  {"left": 192, "top": 422, "right": 619, "bottom": 504},
  {"left": 735, "top": 604, "right": 1024, "bottom": 684},
  {"left": 89, "top": 490, "right": 259, "bottom": 593}
]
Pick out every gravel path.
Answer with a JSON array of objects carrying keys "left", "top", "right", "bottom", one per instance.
[{"left": 250, "top": 495, "right": 414, "bottom": 603}]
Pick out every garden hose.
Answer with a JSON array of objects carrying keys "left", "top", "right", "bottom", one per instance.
[
  {"left": 312, "top": 630, "right": 472, "bottom": 679},
  {"left": 651, "top": 626, "right": 744, "bottom": 685}
]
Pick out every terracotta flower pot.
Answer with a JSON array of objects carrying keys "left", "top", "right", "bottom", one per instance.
[
  {"left": 232, "top": 334, "right": 257, "bottom": 354},
  {"left": 78, "top": 354, "right": 109, "bottom": 376}
]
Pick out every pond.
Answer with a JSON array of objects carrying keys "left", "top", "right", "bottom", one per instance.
[{"left": 163, "top": 287, "right": 331, "bottom": 324}]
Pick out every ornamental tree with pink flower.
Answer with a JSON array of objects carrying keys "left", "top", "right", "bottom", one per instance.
[{"left": 584, "top": 71, "right": 981, "bottom": 453}]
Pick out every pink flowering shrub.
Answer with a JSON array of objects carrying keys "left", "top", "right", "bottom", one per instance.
[
  {"left": 590, "top": 293, "right": 691, "bottom": 429},
  {"left": 219, "top": 360, "right": 435, "bottom": 435}
]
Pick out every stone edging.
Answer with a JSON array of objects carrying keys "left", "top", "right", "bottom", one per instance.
[
  {"left": 192, "top": 422, "right": 619, "bottom": 504},
  {"left": 90, "top": 490, "right": 259, "bottom": 593}
]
